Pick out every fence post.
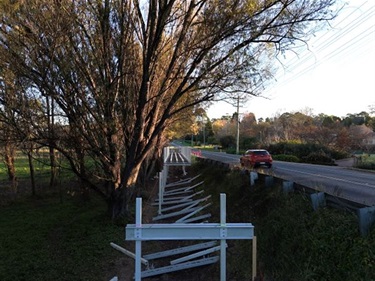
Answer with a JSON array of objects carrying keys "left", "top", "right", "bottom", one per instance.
[
  {"left": 220, "top": 193, "right": 226, "bottom": 281},
  {"left": 310, "top": 192, "right": 326, "bottom": 211},
  {"left": 358, "top": 206, "right": 375, "bottom": 236},
  {"left": 264, "top": 176, "right": 274, "bottom": 187},
  {"left": 282, "top": 181, "right": 294, "bottom": 194},
  {"left": 252, "top": 236, "right": 257, "bottom": 281},
  {"left": 135, "top": 198, "right": 142, "bottom": 281},
  {"left": 250, "top": 172, "right": 258, "bottom": 186},
  {"left": 158, "top": 172, "right": 163, "bottom": 215}
]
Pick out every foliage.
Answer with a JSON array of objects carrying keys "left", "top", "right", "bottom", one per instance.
[
  {"left": 210, "top": 110, "right": 375, "bottom": 155},
  {"left": 0, "top": 0, "right": 339, "bottom": 217},
  {"left": 268, "top": 141, "right": 348, "bottom": 163},
  {"left": 272, "top": 154, "right": 300, "bottom": 162},
  {"left": 193, "top": 162, "right": 375, "bottom": 281},
  {"left": 240, "top": 136, "right": 258, "bottom": 150},
  {"left": 355, "top": 154, "right": 375, "bottom": 171},
  {"left": 219, "top": 135, "right": 236, "bottom": 149},
  {"left": 256, "top": 194, "right": 375, "bottom": 281},
  {"left": 301, "top": 151, "right": 335, "bottom": 165}
]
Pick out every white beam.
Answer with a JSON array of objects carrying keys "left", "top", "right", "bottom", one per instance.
[{"left": 126, "top": 223, "right": 254, "bottom": 240}]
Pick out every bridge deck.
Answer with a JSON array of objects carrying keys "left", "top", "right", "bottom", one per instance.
[{"left": 164, "top": 150, "right": 190, "bottom": 166}]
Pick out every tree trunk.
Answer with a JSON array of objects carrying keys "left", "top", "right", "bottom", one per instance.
[
  {"left": 49, "top": 147, "right": 57, "bottom": 189},
  {"left": 107, "top": 185, "right": 135, "bottom": 220},
  {"left": 4, "top": 152, "right": 15, "bottom": 181},
  {"left": 74, "top": 144, "right": 90, "bottom": 201},
  {"left": 4, "top": 141, "right": 15, "bottom": 180},
  {"left": 27, "top": 150, "right": 36, "bottom": 196},
  {"left": 4, "top": 142, "right": 16, "bottom": 192}
]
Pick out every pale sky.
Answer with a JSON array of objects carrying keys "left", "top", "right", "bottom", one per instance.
[{"left": 207, "top": 0, "right": 375, "bottom": 120}]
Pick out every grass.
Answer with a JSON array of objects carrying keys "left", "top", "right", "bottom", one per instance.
[
  {"left": 0, "top": 194, "right": 126, "bottom": 281},
  {"left": 0, "top": 152, "right": 130, "bottom": 280},
  {"left": 0, "top": 152, "right": 75, "bottom": 182}
]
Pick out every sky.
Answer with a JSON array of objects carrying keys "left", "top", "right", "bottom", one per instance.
[{"left": 207, "top": 0, "right": 375, "bottom": 120}]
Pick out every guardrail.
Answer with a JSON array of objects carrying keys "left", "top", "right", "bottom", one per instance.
[
  {"left": 195, "top": 154, "right": 375, "bottom": 236},
  {"left": 248, "top": 171, "right": 375, "bottom": 236}
]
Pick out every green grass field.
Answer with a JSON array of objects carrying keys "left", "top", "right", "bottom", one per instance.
[
  {"left": 0, "top": 152, "right": 127, "bottom": 281},
  {"left": 0, "top": 195, "right": 125, "bottom": 281},
  {"left": 0, "top": 152, "right": 75, "bottom": 182}
]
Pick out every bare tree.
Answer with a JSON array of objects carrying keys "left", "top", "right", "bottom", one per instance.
[
  {"left": 0, "top": 68, "right": 18, "bottom": 189},
  {"left": 0, "top": 0, "right": 338, "bottom": 217},
  {"left": 0, "top": 68, "right": 46, "bottom": 195}
]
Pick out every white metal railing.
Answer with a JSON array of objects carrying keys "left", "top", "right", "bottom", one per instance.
[
  {"left": 124, "top": 194, "right": 256, "bottom": 280},
  {"left": 163, "top": 146, "right": 192, "bottom": 165}
]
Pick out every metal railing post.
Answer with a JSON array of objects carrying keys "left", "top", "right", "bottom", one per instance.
[{"left": 220, "top": 193, "right": 226, "bottom": 281}]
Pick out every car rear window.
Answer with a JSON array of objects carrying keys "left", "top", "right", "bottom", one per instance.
[{"left": 253, "top": 150, "right": 268, "bottom": 155}]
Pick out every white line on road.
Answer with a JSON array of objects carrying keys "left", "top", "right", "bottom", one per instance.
[{"left": 277, "top": 167, "right": 375, "bottom": 188}]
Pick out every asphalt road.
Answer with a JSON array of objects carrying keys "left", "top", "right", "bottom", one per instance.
[{"left": 195, "top": 149, "right": 375, "bottom": 206}]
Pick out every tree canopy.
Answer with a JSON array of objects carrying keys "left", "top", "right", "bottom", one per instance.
[{"left": 0, "top": 0, "right": 339, "bottom": 217}]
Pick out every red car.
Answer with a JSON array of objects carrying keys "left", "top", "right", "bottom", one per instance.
[{"left": 240, "top": 149, "right": 273, "bottom": 168}]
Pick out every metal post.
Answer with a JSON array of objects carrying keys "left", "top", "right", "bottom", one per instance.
[
  {"left": 158, "top": 172, "right": 162, "bottom": 215},
  {"left": 203, "top": 119, "right": 206, "bottom": 147},
  {"left": 236, "top": 96, "right": 240, "bottom": 155},
  {"left": 252, "top": 236, "right": 257, "bottom": 281},
  {"left": 220, "top": 193, "right": 226, "bottom": 281},
  {"left": 135, "top": 198, "right": 142, "bottom": 281}
]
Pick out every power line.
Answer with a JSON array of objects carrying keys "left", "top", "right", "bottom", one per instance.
[
  {"left": 276, "top": 28, "right": 374, "bottom": 88},
  {"left": 283, "top": 6, "right": 374, "bottom": 74},
  {"left": 262, "top": 1, "right": 375, "bottom": 94}
]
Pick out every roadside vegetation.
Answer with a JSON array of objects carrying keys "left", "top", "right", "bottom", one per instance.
[
  {"left": 0, "top": 1, "right": 373, "bottom": 279},
  {"left": 189, "top": 110, "right": 375, "bottom": 170},
  {"left": 1, "top": 153, "right": 374, "bottom": 280},
  {"left": 192, "top": 161, "right": 375, "bottom": 281},
  {"left": 189, "top": 140, "right": 375, "bottom": 170},
  {"left": 355, "top": 154, "right": 375, "bottom": 170}
]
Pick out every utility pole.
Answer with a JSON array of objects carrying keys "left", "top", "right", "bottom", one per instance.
[
  {"left": 203, "top": 120, "right": 206, "bottom": 147},
  {"left": 236, "top": 96, "right": 240, "bottom": 155}
]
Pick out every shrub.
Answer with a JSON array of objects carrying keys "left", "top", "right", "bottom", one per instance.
[
  {"left": 219, "top": 135, "right": 236, "bottom": 149},
  {"left": 355, "top": 154, "right": 375, "bottom": 170},
  {"left": 272, "top": 154, "right": 300, "bottom": 162},
  {"left": 302, "top": 151, "right": 334, "bottom": 165},
  {"left": 240, "top": 137, "right": 258, "bottom": 150},
  {"left": 268, "top": 142, "right": 346, "bottom": 163}
]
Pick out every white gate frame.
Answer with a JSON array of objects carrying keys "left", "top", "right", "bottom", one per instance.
[{"left": 126, "top": 193, "right": 256, "bottom": 280}]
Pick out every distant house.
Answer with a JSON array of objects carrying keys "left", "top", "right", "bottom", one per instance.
[{"left": 363, "top": 131, "right": 375, "bottom": 146}]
